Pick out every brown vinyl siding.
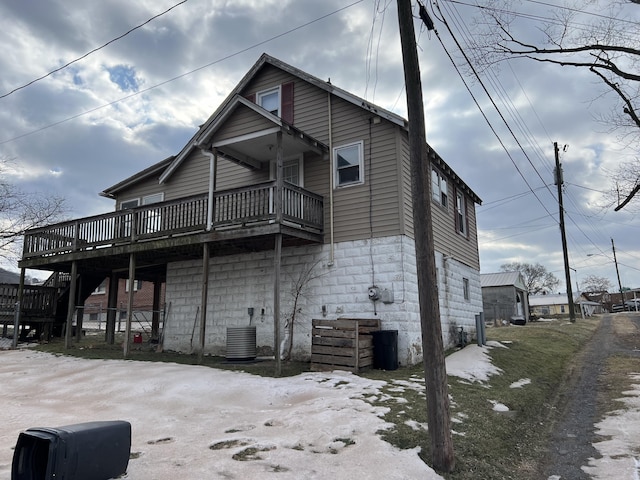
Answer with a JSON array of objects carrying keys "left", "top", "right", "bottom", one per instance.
[
  {"left": 398, "top": 133, "right": 479, "bottom": 270},
  {"left": 115, "top": 175, "right": 166, "bottom": 208},
  {"left": 214, "top": 105, "right": 276, "bottom": 142},
  {"left": 243, "top": 66, "right": 404, "bottom": 243},
  {"left": 111, "top": 60, "right": 478, "bottom": 268}
]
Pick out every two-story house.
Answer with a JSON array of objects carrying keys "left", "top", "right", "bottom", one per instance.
[{"left": 18, "top": 54, "right": 482, "bottom": 365}]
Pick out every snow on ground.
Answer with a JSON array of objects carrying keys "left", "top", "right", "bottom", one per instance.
[
  {"left": 445, "top": 343, "right": 504, "bottom": 383},
  {"left": 0, "top": 350, "right": 442, "bottom": 480},
  {"left": 12, "top": 338, "right": 639, "bottom": 479},
  {"left": 581, "top": 373, "right": 640, "bottom": 479}
]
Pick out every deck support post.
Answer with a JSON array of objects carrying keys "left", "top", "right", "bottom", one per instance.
[
  {"left": 123, "top": 253, "right": 136, "bottom": 358},
  {"left": 64, "top": 261, "right": 78, "bottom": 349},
  {"left": 198, "top": 242, "right": 210, "bottom": 363},
  {"left": 273, "top": 130, "right": 283, "bottom": 376},
  {"left": 151, "top": 279, "right": 162, "bottom": 342},
  {"left": 106, "top": 274, "right": 118, "bottom": 344},
  {"left": 75, "top": 276, "right": 84, "bottom": 343},
  {"left": 11, "top": 268, "right": 26, "bottom": 348}
]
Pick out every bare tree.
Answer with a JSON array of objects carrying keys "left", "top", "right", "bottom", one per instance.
[
  {"left": 500, "top": 261, "right": 560, "bottom": 294},
  {"left": 580, "top": 273, "right": 613, "bottom": 293},
  {"left": 0, "top": 156, "right": 67, "bottom": 261},
  {"left": 471, "top": 0, "right": 640, "bottom": 210},
  {"left": 280, "top": 258, "right": 327, "bottom": 361}
]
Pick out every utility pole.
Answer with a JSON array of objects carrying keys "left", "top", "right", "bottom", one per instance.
[
  {"left": 397, "top": 0, "right": 454, "bottom": 472},
  {"left": 611, "top": 238, "right": 626, "bottom": 310},
  {"left": 554, "top": 142, "right": 575, "bottom": 322}
]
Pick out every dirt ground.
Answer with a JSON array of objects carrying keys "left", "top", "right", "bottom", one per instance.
[{"left": 543, "top": 312, "right": 640, "bottom": 479}]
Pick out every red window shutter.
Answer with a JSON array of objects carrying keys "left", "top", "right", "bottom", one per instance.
[
  {"left": 245, "top": 92, "right": 256, "bottom": 103},
  {"left": 281, "top": 82, "right": 294, "bottom": 124}
]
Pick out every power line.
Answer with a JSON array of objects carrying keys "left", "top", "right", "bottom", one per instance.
[
  {"left": 428, "top": 1, "right": 557, "bottom": 220},
  {"left": 0, "top": 0, "right": 189, "bottom": 100},
  {"left": 0, "top": 0, "right": 364, "bottom": 146}
]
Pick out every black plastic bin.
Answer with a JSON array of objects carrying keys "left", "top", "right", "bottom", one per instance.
[
  {"left": 12, "top": 420, "right": 131, "bottom": 480},
  {"left": 371, "top": 330, "right": 398, "bottom": 370}
]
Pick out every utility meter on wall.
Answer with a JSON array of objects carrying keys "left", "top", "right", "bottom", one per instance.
[{"left": 368, "top": 286, "right": 380, "bottom": 301}]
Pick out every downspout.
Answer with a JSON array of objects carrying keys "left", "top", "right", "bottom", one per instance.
[
  {"left": 201, "top": 148, "right": 217, "bottom": 231},
  {"left": 327, "top": 91, "right": 335, "bottom": 266}
]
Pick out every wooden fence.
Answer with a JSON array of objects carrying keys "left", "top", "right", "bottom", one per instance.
[{"left": 311, "top": 318, "right": 381, "bottom": 373}]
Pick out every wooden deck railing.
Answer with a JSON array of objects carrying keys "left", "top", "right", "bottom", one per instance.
[
  {"left": 22, "top": 182, "right": 323, "bottom": 259},
  {"left": 0, "top": 284, "right": 58, "bottom": 320}
]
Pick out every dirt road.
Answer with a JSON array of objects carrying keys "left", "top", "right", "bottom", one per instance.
[{"left": 543, "top": 312, "right": 640, "bottom": 479}]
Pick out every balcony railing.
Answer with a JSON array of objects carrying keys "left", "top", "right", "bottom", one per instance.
[{"left": 23, "top": 181, "right": 323, "bottom": 259}]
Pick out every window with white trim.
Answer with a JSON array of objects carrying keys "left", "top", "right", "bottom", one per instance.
[
  {"left": 93, "top": 279, "right": 107, "bottom": 294},
  {"left": 142, "top": 193, "right": 164, "bottom": 234},
  {"left": 257, "top": 87, "right": 280, "bottom": 116},
  {"left": 432, "top": 168, "right": 448, "bottom": 207},
  {"left": 125, "top": 279, "right": 143, "bottom": 292},
  {"left": 333, "top": 141, "right": 364, "bottom": 187},
  {"left": 456, "top": 191, "right": 467, "bottom": 236}
]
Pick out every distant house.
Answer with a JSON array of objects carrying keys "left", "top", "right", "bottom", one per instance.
[
  {"left": 529, "top": 293, "right": 598, "bottom": 317},
  {"left": 83, "top": 279, "right": 165, "bottom": 339},
  {"left": 480, "top": 272, "right": 529, "bottom": 325}
]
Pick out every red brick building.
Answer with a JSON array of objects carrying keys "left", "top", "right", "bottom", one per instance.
[{"left": 83, "top": 279, "right": 165, "bottom": 339}]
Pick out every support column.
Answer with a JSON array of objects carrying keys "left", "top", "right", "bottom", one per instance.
[
  {"left": 151, "top": 279, "right": 162, "bottom": 342},
  {"left": 12, "top": 268, "right": 26, "bottom": 348},
  {"left": 273, "top": 233, "right": 282, "bottom": 376},
  {"left": 123, "top": 254, "right": 136, "bottom": 358},
  {"left": 273, "top": 130, "right": 283, "bottom": 376},
  {"left": 105, "top": 274, "right": 118, "bottom": 344},
  {"left": 198, "top": 242, "right": 210, "bottom": 363},
  {"left": 64, "top": 261, "right": 78, "bottom": 349},
  {"left": 75, "top": 276, "right": 84, "bottom": 342}
]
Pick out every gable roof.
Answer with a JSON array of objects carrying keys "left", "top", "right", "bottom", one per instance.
[
  {"left": 529, "top": 293, "right": 587, "bottom": 306},
  {"left": 101, "top": 53, "right": 481, "bottom": 204},
  {"left": 160, "top": 94, "right": 328, "bottom": 181},
  {"left": 481, "top": 271, "right": 526, "bottom": 290},
  {"left": 100, "top": 155, "right": 174, "bottom": 199}
]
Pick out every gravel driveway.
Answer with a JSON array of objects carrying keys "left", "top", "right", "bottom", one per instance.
[{"left": 543, "top": 312, "right": 640, "bottom": 479}]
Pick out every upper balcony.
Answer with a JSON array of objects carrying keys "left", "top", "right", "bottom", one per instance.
[{"left": 20, "top": 181, "right": 324, "bottom": 274}]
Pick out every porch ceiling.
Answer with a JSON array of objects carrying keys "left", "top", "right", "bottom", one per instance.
[{"left": 213, "top": 125, "right": 327, "bottom": 168}]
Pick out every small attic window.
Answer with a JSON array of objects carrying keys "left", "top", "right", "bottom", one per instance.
[{"left": 257, "top": 87, "right": 280, "bottom": 116}]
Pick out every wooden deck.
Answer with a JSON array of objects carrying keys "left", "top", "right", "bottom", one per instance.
[{"left": 20, "top": 181, "right": 324, "bottom": 272}]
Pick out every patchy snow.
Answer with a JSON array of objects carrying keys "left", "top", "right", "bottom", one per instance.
[
  {"left": 510, "top": 378, "right": 531, "bottom": 389},
  {"left": 0, "top": 350, "right": 443, "bottom": 480},
  {"left": 581, "top": 373, "right": 640, "bottom": 479},
  {"left": 446, "top": 344, "right": 504, "bottom": 383},
  {"left": 489, "top": 400, "right": 510, "bottom": 412}
]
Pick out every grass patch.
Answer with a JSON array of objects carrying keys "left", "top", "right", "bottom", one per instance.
[
  {"left": 363, "top": 317, "right": 601, "bottom": 479},
  {"left": 26, "top": 318, "right": 603, "bottom": 477},
  {"left": 32, "top": 331, "right": 310, "bottom": 377},
  {"left": 599, "top": 355, "right": 640, "bottom": 415}
]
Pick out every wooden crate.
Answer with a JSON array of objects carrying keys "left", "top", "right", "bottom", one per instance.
[{"left": 310, "top": 318, "right": 381, "bottom": 373}]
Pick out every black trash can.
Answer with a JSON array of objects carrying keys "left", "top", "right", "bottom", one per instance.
[
  {"left": 12, "top": 420, "right": 131, "bottom": 480},
  {"left": 371, "top": 330, "right": 398, "bottom": 370}
]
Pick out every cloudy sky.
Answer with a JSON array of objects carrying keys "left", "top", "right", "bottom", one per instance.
[{"left": 1, "top": 0, "right": 638, "bottom": 291}]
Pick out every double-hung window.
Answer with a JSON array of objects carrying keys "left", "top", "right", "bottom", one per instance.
[
  {"left": 333, "top": 141, "right": 364, "bottom": 187},
  {"left": 257, "top": 87, "right": 280, "bottom": 116},
  {"left": 432, "top": 168, "right": 448, "bottom": 207},
  {"left": 456, "top": 191, "right": 467, "bottom": 236}
]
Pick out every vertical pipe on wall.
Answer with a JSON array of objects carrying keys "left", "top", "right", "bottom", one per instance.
[
  {"left": 202, "top": 149, "right": 217, "bottom": 231},
  {"left": 327, "top": 92, "right": 335, "bottom": 266}
]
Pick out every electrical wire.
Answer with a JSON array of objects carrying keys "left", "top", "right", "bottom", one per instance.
[
  {"left": 426, "top": 0, "right": 557, "bottom": 221},
  {"left": 0, "top": 0, "right": 189, "bottom": 100},
  {"left": 0, "top": 0, "right": 364, "bottom": 146}
]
